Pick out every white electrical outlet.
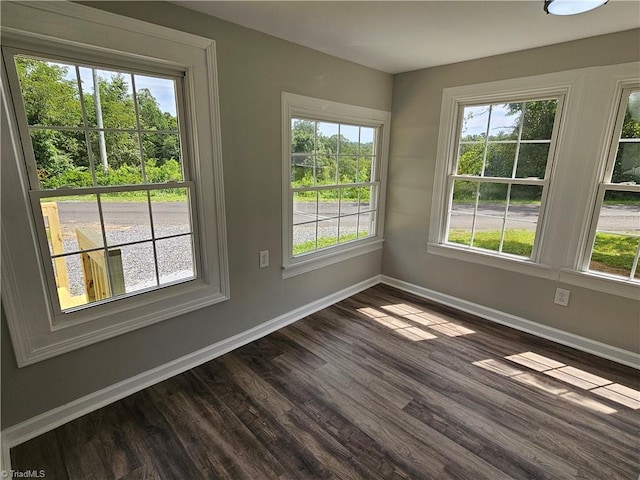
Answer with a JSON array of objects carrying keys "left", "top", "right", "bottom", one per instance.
[
  {"left": 259, "top": 250, "right": 269, "bottom": 268},
  {"left": 554, "top": 288, "right": 570, "bottom": 307}
]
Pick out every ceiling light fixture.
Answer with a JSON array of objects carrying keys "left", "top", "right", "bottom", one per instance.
[{"left": 544, "top": 0, "right": 608, "bottom": 15}]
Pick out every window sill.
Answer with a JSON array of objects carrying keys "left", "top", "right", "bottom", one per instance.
[
  {"left": 283, "top": 239, "right": 384, "bottom": 279},
  {"left": 427, "top": 242, "right": 554, "bottom": 280},
  {"left": 558, "top": 269, "right": 640, "bottom": 300}
]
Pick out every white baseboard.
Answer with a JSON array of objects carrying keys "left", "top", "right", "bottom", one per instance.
[
  {"left": 380, "top": 275, "right": 640, "bottom": 370},
  {"left": 1, "top": 275, "right": 380, "bottom": 469}
]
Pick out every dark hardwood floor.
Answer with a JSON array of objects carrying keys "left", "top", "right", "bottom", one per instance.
[{"left": 11, "top": 284, "right": 640, "bottom": 479}]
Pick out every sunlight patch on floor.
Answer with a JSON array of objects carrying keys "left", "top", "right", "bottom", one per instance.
[
  {"left": 379, "top": 303, "right": 475, "bottom": 337},
  {"left": 357, "top": 307, "right": 437, "bottom": 341},
  {"left": 475, "top": 351, "right": 640, "bottom": 412}
]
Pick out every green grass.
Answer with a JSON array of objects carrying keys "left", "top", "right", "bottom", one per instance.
[
  {"left": 590, "top": 232, "right": 638, "bottom": 275},
  {"left": 448, "top": 229, "right": 638, "bottom": 275},
  {"left": 45, "top": 191, "right": 188, "bottom": 203},
  {"left": 448, "top": 229, "right": 535, "bottom": 257},
  {"left": 293, "top": 232, "right": 368, "bottom": 255}
]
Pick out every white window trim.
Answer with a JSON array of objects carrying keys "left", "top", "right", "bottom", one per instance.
[
  {"left": 429, "top": 75, "right": 572, "bottom": 273},
  {"left": 429, "top": 63, "right": 640, "bottom": 300},
  {"left": 578, "top": 82, "right": 640, "bottom": 279},
  {"left": 1, "top": 2, "right": 229, "bottom": 366},
  {"left": 281, "top": 92, "right": 390, "bottom": 278}
]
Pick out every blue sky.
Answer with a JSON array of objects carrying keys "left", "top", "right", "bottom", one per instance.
[
  {"left": 60, "top": 62, "right": 177, "bottom": 116},
  {"left": 461, "top": 104, "right": 519, "bottom": 138}
]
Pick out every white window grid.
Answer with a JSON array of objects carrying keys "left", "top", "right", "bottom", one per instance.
[
  {"left": 5, "top": 49, "right": 200, "bottom": 313},
  {"left": 584, "top": 85, "right": 640, "bottom": 281},
  {"left": 444, "top": 97, "right": 563, "bottom": 260},
  {"left": 290, "top": 118, "right": 379, "bottom": 256}
]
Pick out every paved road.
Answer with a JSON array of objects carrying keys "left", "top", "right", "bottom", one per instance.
[{"left": 53, "top": 201, "right": 638, "bottom": 235}]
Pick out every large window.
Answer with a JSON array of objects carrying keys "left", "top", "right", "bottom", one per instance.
[
  {"left": 282, "top": 93, "right": 390, "bottom": 277},
  {"left": 443, "top": 97, "right": 561, "bottom": 260},
  {"left": 9, "top": 53, "right": 197, "bottom": 311},
  {"left": 1, "top": 1, "right": 228, "bottom": 366},
  {"left": 584, "top": 87, "right": 640, "bottom": 282}
]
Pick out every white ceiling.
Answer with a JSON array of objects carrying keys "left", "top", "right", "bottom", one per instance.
[{"left": 172, "top": 1, "right": 640, "bottom": 74}]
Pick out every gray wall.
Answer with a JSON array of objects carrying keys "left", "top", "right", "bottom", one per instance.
[
  {"left": 384, "top": 29, "right": 640, "bottom": 353},
  {"left": 1, "top": 1, "right": 392, "bottom": 429}
]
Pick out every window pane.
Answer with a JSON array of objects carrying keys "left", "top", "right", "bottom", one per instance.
[
  {"left": 516, "top": 143, "right": 550, "bottom": 179},
  {"left": 521, "top": 99, "right": 557, "bottom": 140},
  {"left": 293, "top": 191, "right": 318, "bottom": 225},
  {"left": 150, "top": 188, "right": 191, "bottom": 238},
  {"left": 612, "top": 143, "right": 640, "bottom": 184},
  {"left": 54, "top": 253, "right": 89, "bottom": 310},
  {"left": 317, "top": 121, "right": 339, "bottom": 153},
  {"left": 100, "top": 193, "right": 152, "bottom": 246},
  {"left": 91, "top": 132, "right": 143, "bottom": 185},
  {"left": 621, "top": 92, "right": 640, "bottom": 139},
  {"left": 452, "top": 180, "right": 478, "bottom": 213},
  {"left": 503, "top": 220, "right": 536, "bottom": 258},
  {"left": 142, "top": 133, "right": 183, "bottom": 182},
  {"left": 118, "top": 242, "right": 157, "bottom": 294},
  {"left": 508, "top": 185, "right": 542, "bottom": 222},
  {"left": 589, "top": 191, "right": 640, "bottom": 278},
  {"left": 357, "top": 212, "right": 372, "bottom": 238},
  {"left": 338, "top": 155, "right": 357, "bottom": 184},
  {"left": 447, "top": 214, "right": 473, "bottom": 246},
  {"left": 339, "top": 124, "right": 359, "bottom": 149},
  {"left": 134, "top": 75, "right": 178, "bottom": 129},
  {"left": 460, "top": 105, "right": 489, "bottom": 140},
  {"left": 457, "top": 143, "right": 484, "bottom": 176},
  {"left": 31, "top": 129, "right": 92, "bottom": 189},
  {"left": 318, "top": 189, "right": 340, "bottom": 217},
  {"left": 357, "top": 186, "right": 374, "bottom": 213},
  {"left": 357, "top": 156, "right": 373, "bottom": 183},
  {"left": 291, "top": 119, "right": 316, "bottom": 154},
  {"left": 338, "top": 214, "right": 359, "bottom": 243},
  {"left": 589, "top": 233, "right": 638, "bottom": 278},
  {"left": 339, "top": 192, "right": 359, "bottom": 219},
  {"left": 15, "top": 57, "right": 82, "bottom": 127},
  {"left": 41, "top": 196, "right": 102, "bottom": 256},
  {"left": 291, "top": 154, "right": 314, "bottom": 186},
  {"left": 474, "top": 183, "right": 508, "bottom": 252},
  {"left": 316, "top": 155, "right": 337, "bottom": 185},
  {"left": 83, "top": 69, "right": 136, "bottom": 130},
  {"left": 360, "top": 127, "right": 375, "bottom": 155},
  {"left": 485, "top": 143, "right": 516, "bottom": 177},
  {"left": 156, "top": 235, "right": 194, "bottom": 284},
  {"left": 488, "top": 104, "right": 520, "bottom": 141},
  {"left": 317, "top": 218, "right": 339, "bottom": 248},
  {"left": 293, "top": 224, "right": 317, "bottom": 255}
]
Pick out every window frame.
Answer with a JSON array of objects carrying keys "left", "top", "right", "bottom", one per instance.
[
  {"left": 6, "top": 48, "right": 202, "bottom": 317},
  {"left": 444, "top": 96, "right": 563, "bottom": 262},
  {"left": 429, "top": 80, "right": 569, "bottom": 278},
  {"left": 281, "top": 92, "right": 390, "bottom": 278},
  {"left": 580, "top": 82, "right": 640, "bottom": 283},
  {"left": 1, "top": 2, "right": 229, "bottom": 366}
]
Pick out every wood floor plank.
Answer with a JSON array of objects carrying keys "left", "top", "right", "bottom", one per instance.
[{"left": 10, "top": 284, "right": 640, "bottom": 479}]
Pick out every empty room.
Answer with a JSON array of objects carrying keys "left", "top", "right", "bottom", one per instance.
[{"left": 1, "top": 1, "right": 639, "bottom": 478}]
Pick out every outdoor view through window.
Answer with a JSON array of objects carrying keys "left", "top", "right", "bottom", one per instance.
[
  {"left": 13, "top": 55, "right": 196, "bottom": 311},
  {"left": 446, "top": 99, "right": 558, "bottom": 259},
  {"left": 290, "top": 119, "right": 378, "bottom": 256},
  {"left": 587, "top": 89, "right": 640, "bottom": 281}
]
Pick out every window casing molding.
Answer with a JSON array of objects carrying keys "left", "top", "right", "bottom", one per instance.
[
  {"left": 1, "top": 2, "right": 229, "bottom": 366},
  {"left": 429, "top": 63, "right": 640, "bottom": 299},
  {"left": 281, "top": 92, "right": 390, "bottom": 278}
]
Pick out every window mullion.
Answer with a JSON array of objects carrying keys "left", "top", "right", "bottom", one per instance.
[
  {"left": 130, "top": 74, "right": 148, "bottom": 184},
  {"left": 95, "top": 192, "right": 114, "bottom": 297},
  {"left": 629, "top": 240, "right": 640, "bottom": 280},
  {"left": 75, "top": 65, "right": 98, "bottom": 187}
]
